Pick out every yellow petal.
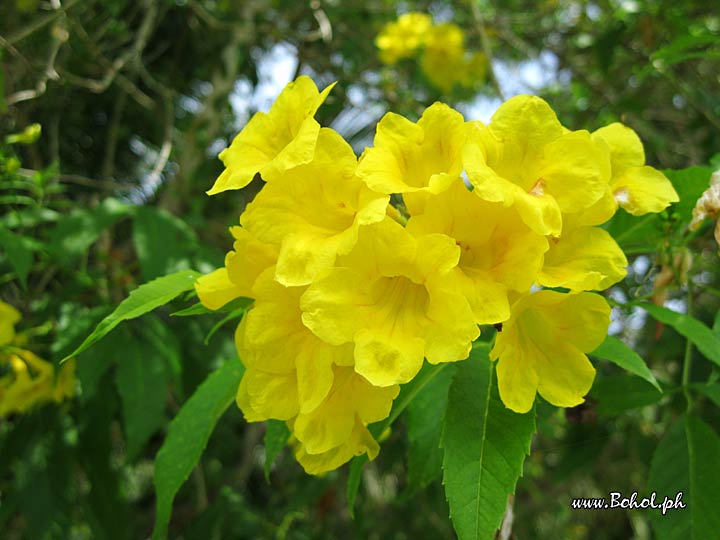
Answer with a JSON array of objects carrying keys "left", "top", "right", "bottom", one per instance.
[
  {"left": 0, "top": 301, "right": 21, "bottom": 346},
  {"left": 592, "top": 122, "right": 644, "bottom": 175},
  {"left": 295, "top": 420, "right": 379, "bottom": 475},
  {"left": 613, "top": 166, "right": 679, "bottom": 215},
  {"left": 195, "top": 268, "right": 246, "bottom": 310},
  {"left": 236, "top": 368, "right": 299, "bottom": 422},
  {"left": 207, "top": 76, "right": 333, "bottom": 194},
  {"left": 540, "top": 226, "right": 628, "bottom": 291}
]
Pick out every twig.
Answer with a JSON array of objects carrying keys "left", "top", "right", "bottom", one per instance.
[
  {"left": 469, "top": 0, "right": 505, "bottom": 100},
  {"left": 2, "top": 0, "right": 83, "bottom": 46}
]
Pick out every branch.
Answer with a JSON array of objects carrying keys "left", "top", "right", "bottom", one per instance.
[{"left": 2, "top": 0, "right": 82, "bottom": 47}]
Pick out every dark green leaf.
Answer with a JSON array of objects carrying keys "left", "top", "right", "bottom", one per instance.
[
  {"left": 407, "top": 364, "right": 456, "bottom": 490},
  {"left": 48, "top": 198, "right": 133, "bottom": 260},
  {"left": 590, "top": 374, "right": 664, "bottom": 414},
  {"left": 642, "top": 303, "right": 720, "bottom": 367},
  {"left": 115, "top": 334, "right": 168, "bottom": 461},
  {"left": 592, "top": 335, "right": 661, "bottom": 391},
  {"left": 132, "top": 206, "right": 198, "bottom": 281},
  {"left": 63, "top": 269, "right": 201, "bottom": 361},
  {"left": 648, "top": 416, "right": 720, "bottom": 540},
  {"left": 442, "top": 348, "right": 536, "bottom": 540},
  {"left": 152, "top": 359, "right": 244, "bottom": 540},
  {"left": 0, "top": 227, "right": 36, "bottom": 288},
  {"left": 264, "top": 420, "right": 290, "bottom": 481}
]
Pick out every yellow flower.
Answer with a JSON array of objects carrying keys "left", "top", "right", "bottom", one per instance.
[
  {"left": 592, "top": 123, "right": 679, "bottom": 215},
  {"left": 293, "top": 365, "right": 398, "bottom": 456},
  {"left": 0, "top": 301, "right": 21, "bottom": 346},
  {"left": 491, "top": 291, "right": 611, "bottom": 413},
  {"left": 240, "top": 128, "right": 388, "bottom": 286},
  {"left": 301, "top": 218, "right": 479, "bottom": 387},
  {"left": 357, "top": 103, "right": 466, "bottom": 214},
  {"left": 206, "top": 76, "right": 335, "bottom": 195},
  {"left": 195, "top": 227, "right": 278, "bottom": 309},
  {"left": 0, "top": 350, "right": 74, "bottom": 417},
  {"left": 464, "top": 95, "right": 607, "bottom": 236},
  {"left": 539, "top": 220, "right": 628, "bottom": 292},
  {"left": 235, "top": 267, "right": 353, "bottom": 419},
  {"left": 420, "top": 24, "right": 486, "bottom": 92},
  {"left": 375, "top": 12, "right": 432, "bottom": 65},
  {"left": 295, "top": 418, "right": 381, "bottom": 475},
  {"left": 406, "top": 179, "right": 548, "bottom": 324}
]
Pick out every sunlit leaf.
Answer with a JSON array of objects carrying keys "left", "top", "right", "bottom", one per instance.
[{"left": 592, "top": 335, "right": 661, "bottom": 391}]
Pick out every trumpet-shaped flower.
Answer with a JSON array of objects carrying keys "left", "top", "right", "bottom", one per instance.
[
  {"left": 293, "top": 365, "right": 398, "bottom": 455},
  {"left": 195, "top": 227, "right": 278, "bottom": 309},
  {"left": 420, "top": 24, "right": 486, "bottom": 93},
  {"left": 591, "top": 123, "right": 679, "bottom": 215},
  {"left": 375, "top": 12, "right": 432, "bottom": 65},
  {"left": 464, "top": 95, "right": 607, "bottom": 236},
  {"left": 491, "top": 291, "right": 611, "bottom": 413},
  {"left": 406, "top": 179, "right": 548, "bottom": 324},
  {"left": 539, "top": 221, "right": 627, "bottom": 291},
  {"left": 236, "top": 268, "right": 353, "bottom": 418},
  {"left": 241, "top": 129, "right": 388, "bottom": 286},
  {"left": 207, "top": 76, "right": 334, "bottom": 194},
  {"left": 301, "top": 218, "right": 479, "bottom": 387},
  {"left": 295, "top": 418, "right": 381, "bottom": 475},
  {"left": 357, "top": 103, "right": 466, "bottom": 214}
]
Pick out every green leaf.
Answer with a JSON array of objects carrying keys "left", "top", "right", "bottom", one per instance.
[
  {"left": 407, "top": 364, "right": 456, "bottom": 491},
  {"left": 590, "top": 374, "right": 665, "bottom": 414},
  {"left": 592, "top": 335, "right": 661, "bottom": 391},
  {"left": 441, "top": 348, "right": 536, "bottom": 540},
  {"left": 691, "top": 383, "right": 720, "bottom": 407},
  {"left": 664, "top": 167, "right": 712, "bottom": 224},
  {"left": 115, "top": 332, "right": 168, "bottom": 461},
  {"left": 152, "top": 359, "right": 244, "bottom": 540},
  {"left": 48, "top": 198, "right": 132, "bottom": 260},
  {"left": 170, "top": 297, "right": 252, "bottom": 317},
  {"left": 0, "top": 227, "right": 37, "bottom": 288},
  {"left": 641, "top": 303, "right": 720, "bottom": 367},
  {"left": 648, "top": 416, "right": 720, "bottom": 540},
  {"left": 63, "top": 269, "right": 201, "bottom": 361},
  {"left": 132, "top": 206, "right": 198, "bottom": 281},
  {"left": 264, "top": 420, "right": 290, "bottom": 481}
]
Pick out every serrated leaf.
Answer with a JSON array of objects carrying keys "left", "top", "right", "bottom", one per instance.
[
  {"left": 264, "top": 420, "right": 290, "bottom": 481},
  {"left": 441, "top": 347, "right": 536, "bottom": 540},
  {"left": 152, "top": 359, "right": 244, "bottom": 540},
  {"left": 133, "top": 206, "right": 198, "bottom": 281},
  {"left": 407, "top": 364, "right": 456, "bottom": 491},
  {"left": 170, "top": 296, "right": 252, "bottom": 317},
  {"left": 0, "top": 227, "right": 37, "bottom": 288},
  {"left": 592, "top": 335, "right": 661, "bottom": 391},
  {"left": 48, "top": 198, "right": 132, "bottom": 260},
  {"left": 642, "top": 303, "right": 720, "bottom": 367},
  {"left": 115, "top": 333, "right": 168, "bottom": 461},
  {"left": 590, "top": 374, "right": 664, "bottom": 414},
  {"left": 648, "top": 416, "right": 720, "bottom": 540},
  {"left": 63, "top": 269, "right": 201, "bottom": 361}
]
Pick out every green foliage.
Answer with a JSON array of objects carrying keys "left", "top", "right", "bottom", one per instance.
[
  {"left": 64, "top": 269, "right": 201, "bottom": 361},
  {"left": 442, "top": 346, "right": 535, "bottom": 540},
  {"left": 153, "top": 359, "right": 244, "bottom": 540},
  {"left": 648, "top": 416, "right": 720, "bottom": 540},
  {"left": 264, "top": 420, "right": 291, "bottom": 481},
  {"left": 592, "top": 335, "right": 661, "bottom": 391}
]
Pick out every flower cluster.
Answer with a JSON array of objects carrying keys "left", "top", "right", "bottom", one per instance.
[
  {"left": 0, "top": 301, "right": 75, "bottom": 417},
  {"left": 375, "top": 12, "right": 487, "bottom": 93},
  {"left": 197, "top": 76, "right": 678, "bottom": 474}
]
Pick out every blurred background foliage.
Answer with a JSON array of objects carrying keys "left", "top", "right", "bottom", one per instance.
[{"left": 1, "top": 0, "right": 719, "bottom": 538}]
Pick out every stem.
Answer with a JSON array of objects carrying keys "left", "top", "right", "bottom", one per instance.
[
  {"left": 468, "top": 0, "right": 505, "bottom": 101},
  {"left": 682, "top": 284, "right": 694, "bottom": 413}
]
